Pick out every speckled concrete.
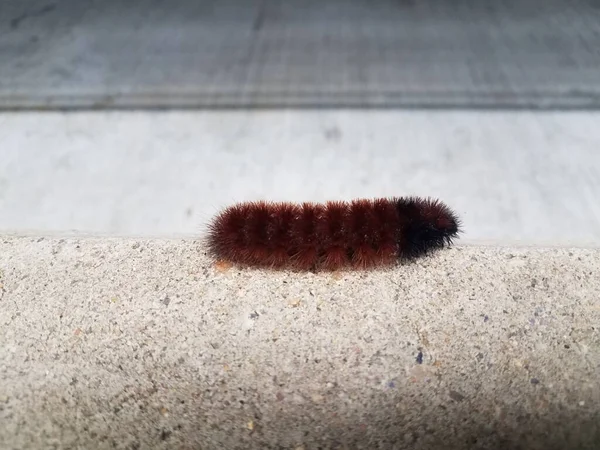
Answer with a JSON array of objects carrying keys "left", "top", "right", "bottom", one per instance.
[{"left": 0, "top": 236, "right": 599, "bottom": 449}]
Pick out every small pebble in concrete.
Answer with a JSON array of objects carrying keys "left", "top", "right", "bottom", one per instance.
[
  {"left": 160, "top": 429, "right": 171, "bottom": 441},
  {"left": 530, "top": 378, "right": 540, "bottom": 385},
  {"left": 416, "top": 351, "right": 423, "bottom": 364},
  {"left": 449, "top": 390, "right": 466, "bottom": 402}
]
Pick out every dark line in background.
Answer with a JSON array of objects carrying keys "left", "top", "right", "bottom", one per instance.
[{"left": 3, "top": 104, "right": 600, "bottom": 112}]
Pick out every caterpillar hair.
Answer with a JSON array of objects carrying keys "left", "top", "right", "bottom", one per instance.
[{"left": 205, "top": 196, "right": 461, "bottom": 271}]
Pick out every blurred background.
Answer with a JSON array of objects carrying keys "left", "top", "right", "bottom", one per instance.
[{"left": 1, "top": 0, "right": 599, "bottom": 245}]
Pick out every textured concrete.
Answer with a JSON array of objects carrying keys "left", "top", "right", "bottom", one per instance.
[
  {"left": 2, "top": 0, "right": 600, "bottom": 109},
  {"left": 1, "top": 236, "right": 599, "bottom": 449},
  {"left": 2, "top": 110, "right": 600, "bottom": 246}
]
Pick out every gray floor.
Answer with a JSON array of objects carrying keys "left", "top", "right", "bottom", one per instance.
[
  {"left": 2, "top": 110, "right": 600, "bottom": 246},
  {"left": 2, "top": 0, "right": 600, "bottom": 109}
]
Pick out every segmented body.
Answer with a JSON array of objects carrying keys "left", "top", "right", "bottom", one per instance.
[{"left": 206, "top": 197, "right": 459, "bottom": 271}]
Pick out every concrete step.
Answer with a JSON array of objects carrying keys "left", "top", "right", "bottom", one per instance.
[{"left": 1, "top": 236, "right": 599, "bottom": 449}]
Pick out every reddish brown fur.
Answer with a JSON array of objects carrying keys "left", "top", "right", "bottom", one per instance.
[{"left": 206, "top": 197, "right": 460, "bottom": 271}]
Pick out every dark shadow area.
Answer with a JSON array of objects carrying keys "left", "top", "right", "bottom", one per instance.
[{"left": 33, "top": 366, "right": 600, "bottom": 449}]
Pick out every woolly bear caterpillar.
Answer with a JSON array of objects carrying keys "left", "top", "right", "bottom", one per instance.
[{"left": 206, "top": 196, "right": 460, "bottom": 271}]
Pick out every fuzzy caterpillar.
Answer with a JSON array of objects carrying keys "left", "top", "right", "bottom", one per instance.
[{"left": 206, "top": 196, "right": 461, "bottom": 271}]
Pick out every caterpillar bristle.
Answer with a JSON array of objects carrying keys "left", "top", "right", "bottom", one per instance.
[{"left": 206, "top": 196, "right": 461, "bottom": 271}]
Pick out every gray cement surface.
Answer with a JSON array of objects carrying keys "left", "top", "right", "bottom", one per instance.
[
  {"left": 1, "top": 0, "right": 600, "bottom": 109},
  {"left": 2, "top": 110, "right": 600, "bottom": 246},
  {"left": 1, "top": 236, "right": 599, "bottom": 449}
]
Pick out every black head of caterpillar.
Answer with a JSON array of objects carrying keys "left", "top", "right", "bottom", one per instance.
[{"left": 396, "top": 197, "right": 461, "bottom": 260}]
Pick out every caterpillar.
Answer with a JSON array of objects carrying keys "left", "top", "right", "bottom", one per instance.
[{"left": 205, "top": 196, "right": 461, "bottom": 271}]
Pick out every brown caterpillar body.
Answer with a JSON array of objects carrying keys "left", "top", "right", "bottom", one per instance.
[{"left": 206, "top": 196, "right": 461, "bottom": 271}]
